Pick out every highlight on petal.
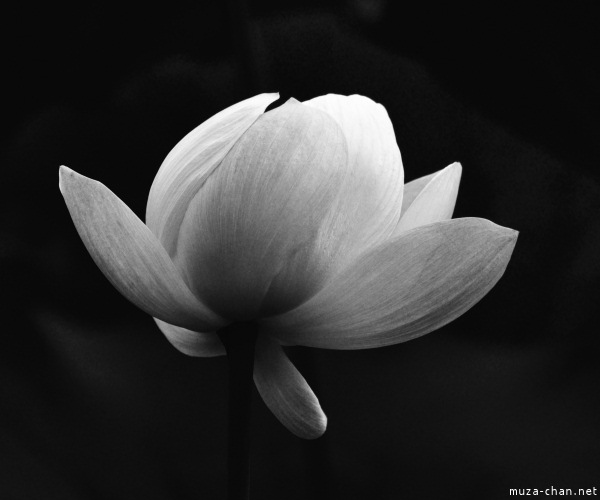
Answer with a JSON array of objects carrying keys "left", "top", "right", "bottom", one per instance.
[
  {"left": 154, "top": 318, "right": 225, "bottom": 357},
  {"left": 394, "top": 162, "right": 462, "bottom": 235},
  {"left": 146, "top": 92, "right": 280, "bottom": 256},
  {"left": 304, "top": 94, "right": 404, "bottom": 258},
  {"left": 263, "top": 218, "right": 518, "bottom": 349},
  {"left": 59, "top": 166, "right": 225, "bottom": 332},
  {"left": 253, "top": 335, "right": 327, "bottom": 439}
]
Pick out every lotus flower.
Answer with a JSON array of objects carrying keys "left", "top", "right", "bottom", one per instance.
[{"left": 59, "top": 93, "right": 517, "bottom": 439}]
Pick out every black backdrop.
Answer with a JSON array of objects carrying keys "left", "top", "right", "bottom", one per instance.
[{"left": 1, "top": 2, "right": 599, "bottom": 499}]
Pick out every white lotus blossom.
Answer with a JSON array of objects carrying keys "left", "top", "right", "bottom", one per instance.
[{"left": 59, "top": 93, "right": 517, "bottom": 439}]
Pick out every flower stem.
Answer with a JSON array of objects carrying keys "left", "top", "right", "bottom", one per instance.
[{"left": 217, "top": 322, "right": 259, "bottom": 500}]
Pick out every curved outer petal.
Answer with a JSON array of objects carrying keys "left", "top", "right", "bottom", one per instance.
[
  {"left": 394, "top": 162, "right": 462, "bottom": 235},
  {"left": 154, "top": 318, "right": 225, "bottom": 357},
  {"left": 253, "top": 335, "right": 327, "bottom": 439},
  {"left": 304, "top": 94, "right": 404, "bottom": 260},
  {"left": 146, "top": 93, "right": 280, "bottom": 256},
  {"left": 263, "top": 218, "right": 518, "bottom": 349},
  {"left": 173, "top": 99, "right": 352, "bottom": 319},
  {"left": 59, "top": 166, "right": 225, "bottom": 332}
]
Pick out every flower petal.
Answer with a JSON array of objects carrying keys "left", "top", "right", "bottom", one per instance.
[
  {"left": 263, "top": 218, "right": 517, "bottom": 349},
  {"left": 146, "top": 92, "right": 280, "bottom": 256},
  {"left": 400, "top": 171, "right": 438, "bottom": 215},
  {"left": 154, "top": 318, "right": 225, "bottom": 357},
  {"left": 173, "top": 99, "right": 352, "bottom": 319},
  {"left": 304, "top": 94, "right": 404, "bottom": 258},
  {"left": 59, "top": 166, "right": 225, "bottom": 332},
  {"left": 394, "top": 162, "right": 462, "bottom": 234},
  {"left": 253, "top": 335, "right": 327, "bottom": 439}
]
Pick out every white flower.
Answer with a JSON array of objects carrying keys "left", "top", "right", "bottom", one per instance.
[{"left": 59, "top": 93, "right": 517, "bottom": 439}]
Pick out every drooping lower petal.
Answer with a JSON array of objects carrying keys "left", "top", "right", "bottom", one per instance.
[
  {"left": 154, "top": 318, "right": 225, "bottom": 357},
  {"left": 263, "top": 218, "right": 518, "bottom": 349},
  {"left": 253, "top": 335, "right": 327, "bottom": 439},
  {"left": 59, "top": 166, "right": 225, "bottom": 332},
  {"left": 304, "top": 94, "right": 404, "bottom": 259},
  {"left": 146, "top": 93, "right": 279, "bottom": 256},
  {"left": 394, "top": 162, "right": 462, "bottom": 234}
]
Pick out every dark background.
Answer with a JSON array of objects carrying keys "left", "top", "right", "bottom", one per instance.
[{"left": 1, "top": 2, "right": 599, "bottom": 499}]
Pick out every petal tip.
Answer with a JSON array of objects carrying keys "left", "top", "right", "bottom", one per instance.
[
  {"left": 485, "top": 222, "right": 518, "bottom": 263},
  {"left": 59, "top": 166, "right": 90, "bottom": 196},
  {"left": 284, "top": 97, "right": 301, "bottom": 106},
  {"left": 478, "top": 219, "right": 519, "bottom": 246},
  {"left": 448, "top": 161, "right": 462, "bottom": 172},
  {"left": 305, "top": 414, "right": 328, "bottom": 440},
  {"left": 295, "top": 412, "right": 327, "bottom": 440},
  {"left": 494, "top": 222, "right": 519, "bottom": 240},
  {"left": 441, "top": 161, "right": 462, "bottom": 180},
  {"left": 58, "top": 165, "right": 73, "bottom": 193},
  {"left": 504, "top": 227, "right": 519, "bottom": 247}
]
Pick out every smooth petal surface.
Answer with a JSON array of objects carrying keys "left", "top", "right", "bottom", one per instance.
[
  {"left": 254, "top": 335, "right": 327, "bottom": 439},
  {"left": 263, "top": 218, "right": 518, "bottom": 349},
  {"left": 146, "top": 93, "right": 279, "bottom": 256},
  {"left": 154, "top": 318, "right": 225, "bottom": 357},
  {"left": 394, "top": 162, "right": 462, "bottom": 234},
  {"left": 59, "top": 166, "right": 225, "bottom": 332},
  {"left": 304, "top": 94, "right": 404, "bottom": 258},
  {"left": 174, "top": 99, "right": 351, "bottom": 319}
]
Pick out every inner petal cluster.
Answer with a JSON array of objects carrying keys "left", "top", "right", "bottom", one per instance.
[{"left": 172, "top": 100, "right": 352, "bottom": 320}]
